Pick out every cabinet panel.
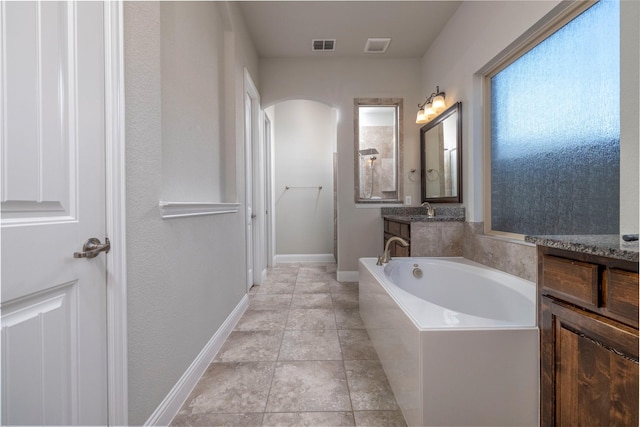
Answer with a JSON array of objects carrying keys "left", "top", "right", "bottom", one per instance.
[
  {"left": 399, "top": 223, "right": 410, "bottom": 239},
  {"left": 542, "top": 296, "right": 639, "bottom": 426},
  {"left": 387, "top": 220, "right": 401, "bottom": 236},
  {"left": 383, "top": 219, "right": 410, "bottom": 258},
  {"left": 392, "top": 241, "right": 410, "bottom": 257},
  {"left": 606, "top": 269, "right": 639, "bottom": 328},
  {"left": 542, "top": 255, "right": 599, "bottom": 308}
]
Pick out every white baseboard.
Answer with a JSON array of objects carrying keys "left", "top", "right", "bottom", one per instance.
[
  {"left": 144, "top": 294, "right": 249, "bottom": 426},
  {"left": 275, "top": 254, "right": 336, "bottom": 264},
  {"left": 337, "top": 270, "right": 359, "bottom": 282}
]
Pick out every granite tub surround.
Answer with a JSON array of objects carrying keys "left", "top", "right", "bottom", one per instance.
[
  {"left": 382, "top": 207, "right": 465, "bottom": 257},
  {"left": 525, "top": 234, "right": 639, "bottom": 262},
  {"left": 462, "top": 222, "right": 537, "bottom": 282},
  {"left": 411, "top": 222, "right": 464, "bottom": 257},
  {"left": 171, "top": 263, "right": 406, "bottom": 427}
]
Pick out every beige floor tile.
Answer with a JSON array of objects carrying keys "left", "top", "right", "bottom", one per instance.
[
  {"left": 291, "top": 293, "right": 333, "bottom": 309},
  {"left": 265, "top": 361, "right": 352, "bottom": 412},
  {"left": 279, "top": 329, "right": 342, "bottom": 360},
  {"left": 335, "top": 308, "right": 366, "bottom": 329},
  {"left": 234, "top": 309, "right": 288, "bottom": 331},
  {"left": 249, "top": 294, "right": 292, "bottom": 310},
  {"left": 174, "top": 262, "right": 404, "bottom": 426},
  {"left": 171, "top": 412, "right": 263, "bottom": 427},
  {"left": 256, "top": 282, "right": 295, "bottom": 294},
  {"left": 215, "top": 330, "right": 283, "bottom": 362},
  {"left": 332, "top": 292, "right": 359, "bottom": 309},
  {"left": 298, "top": 265, "right": 327, "bottom": 273},
  {"left": 285, "top": 308, "right": 337, "bottom": 330},
  {"left": 296, "top": 274, "right": 329, "bottom": 284},
  {"left": 293, "top": 281, "right": 331, "bottom": 294},
  {"left": 338, "top": 329, "right": 378, "bottom": 360},
  {"left": 262, "top": 411, "right": 355, "bottom": 427},
  {"left": 353, "top": 410, "right": 407, "bottom": 426},
  {"left": 179, "top": 362, "right": 275, "bottom": 414},
  {"left": 329, "top": 281, "right": 359, "bottom": 294},
  {"left": 273, "top": 273, "right": 298, "bottom": 283},
  {"left": 344, "top": 360, "right": 399, "bottom": 411}
]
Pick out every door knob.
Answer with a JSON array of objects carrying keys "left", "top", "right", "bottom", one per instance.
[{"left": 74, "top": 237, "right": 111, "bottom": 259}]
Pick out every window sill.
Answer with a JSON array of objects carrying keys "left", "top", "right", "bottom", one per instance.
[
  {"left": 480, "top": 230, "right": 535, "bottom": 247},
  {"left": 159, "top": 201, "right": 240, "bottom": 219}
]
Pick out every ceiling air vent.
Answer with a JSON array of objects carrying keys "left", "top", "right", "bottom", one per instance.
[
  {"left": 312, "top": 39, "right": 336, "bottom": 52},
  {"left": 364, "top": 38, "right": 391, "bottom": 54}
]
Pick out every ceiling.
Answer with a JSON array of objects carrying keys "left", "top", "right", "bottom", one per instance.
[{"left": 238, "top": 1, "right": 462, "bottom": 59}]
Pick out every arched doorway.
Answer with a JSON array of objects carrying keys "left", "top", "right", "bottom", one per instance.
[{"left": 265, "top": 99, "right": 338, "bottom": 264}]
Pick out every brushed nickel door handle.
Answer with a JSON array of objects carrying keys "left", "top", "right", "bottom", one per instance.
[{"left": 74, "top": 237, "right": 111, "bottom": 259}]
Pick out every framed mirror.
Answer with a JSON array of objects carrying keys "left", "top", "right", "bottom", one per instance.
[
  {"left": 420, "top": 102, "right": 462, "bottom": 203},
  {"left": 354, "top": 98, "right": 403, "bottom": 204}
]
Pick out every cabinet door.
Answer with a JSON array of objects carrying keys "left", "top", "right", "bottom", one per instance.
[{"left": 541, "top": 296, "right": 639, "bottom": 426}]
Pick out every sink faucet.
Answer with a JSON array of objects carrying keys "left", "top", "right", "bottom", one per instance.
[
  {"left": 377, "top": 236, "right": 409, "bottom": 265},
  {"left": 421, "top": 202, "right": 435, "bottom": 218}
]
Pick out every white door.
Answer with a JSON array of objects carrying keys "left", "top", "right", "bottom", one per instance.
[
  {"left": 245, "top": 92, "right": 254, "bottom": 291},
  {"left": 263, "top": 115, "right": 273, "bottom": 267},
  {"left": 245, "top": 70, "right": 263, "bottom": 290},
  {"left": 1, "top": 2, "right": 109, "bottom": 425}
]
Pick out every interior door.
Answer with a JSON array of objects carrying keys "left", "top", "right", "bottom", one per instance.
[
  {"left": 263, "top": 115, "right": 273, "bottom": 267},
  {"left": 245, "top": 92, "right": 254, "bottom": 291},
  {"left": 1, "top": 2, "right": 109, "bottom": 425}
]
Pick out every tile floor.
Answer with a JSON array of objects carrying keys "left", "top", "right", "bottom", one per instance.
[{"left": 171, "top": 263, "right": 407, "bottom": 427}]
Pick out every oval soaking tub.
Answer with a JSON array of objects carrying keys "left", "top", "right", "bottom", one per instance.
[{"left": 359, "top": 257, "right": 538, "bottom": 427}]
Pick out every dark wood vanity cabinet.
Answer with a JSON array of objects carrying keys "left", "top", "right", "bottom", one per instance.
[
  {"left": 538, "top": 247, "right": 639, "bottom": 426},
  {"left": 383, "top": 219, "right": 410, "bottom": 257}
]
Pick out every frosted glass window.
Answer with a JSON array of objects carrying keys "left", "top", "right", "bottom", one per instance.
[{"left": 490, "top": 0, "right": 620, "bottom": 235}]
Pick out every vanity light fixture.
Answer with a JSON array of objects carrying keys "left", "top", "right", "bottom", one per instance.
[{"left": 416, "top": 86, "right": 446, "bottom": 124}]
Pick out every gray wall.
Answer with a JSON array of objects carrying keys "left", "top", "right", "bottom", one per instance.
[
  {"left": 124, "top": 2, "right": 258, "bottom": 424},
  {"left": 273, "top": 100, "right": 336, "bottom": 258},
  {"left": 121, "top": 2, "right": 637, "bottom": 421},
  {"left": 261, "top": 1, "right": 638, "bottom": 276},
  {"left": 260, "top": 58, "right": 422, "bottom": 274},
  {"left": 620, "top": 0, "right": 640, "bottom": 234},
  {"left": 420, "top": 0, "right": 639, "bottom": 276},
  {"left": 420, "top": 0, "right": 561, "bottom": 223},
  {"left": 160, "top": 2, "right": 225, "bottom": 201}
]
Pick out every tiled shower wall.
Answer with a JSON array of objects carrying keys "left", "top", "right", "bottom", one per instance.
[{"left": 359, "top": 126, "right": 396, "bottom": 200}]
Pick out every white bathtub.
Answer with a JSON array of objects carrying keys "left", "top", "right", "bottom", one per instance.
[{"left": 359, "top": 257, "right": 539, "bottom": 427}]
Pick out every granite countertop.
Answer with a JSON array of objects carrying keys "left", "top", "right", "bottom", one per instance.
[
  {"left": 381, "top": 206, "right": 465, "bottom": 223},
  {"left": 524, "top": 234, "right": 639, "bottom": 263},
  {"left": 382, "top": 214, "right": 464, "bottom": 223}
]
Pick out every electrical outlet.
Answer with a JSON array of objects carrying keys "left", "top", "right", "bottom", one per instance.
[{"left": 405, "top": 196, "right": 412, "bottom": 205}]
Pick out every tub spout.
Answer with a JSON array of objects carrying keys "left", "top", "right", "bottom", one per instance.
[{"left": 378, "top": 236, "right": 409, "bottom": 264}]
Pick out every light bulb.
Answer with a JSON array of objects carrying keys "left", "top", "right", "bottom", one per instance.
[
  {"left": 425, "top": 105, "right": 436, "bottom": 119},
  {"left": 416, "top": 108, "right": 428, "bottom": 124},
  {"left": 432, "top": 94, "right": 445, "bottom": 111}
]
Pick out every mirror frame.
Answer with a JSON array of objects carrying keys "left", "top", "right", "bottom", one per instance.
[
  {"left": 420, "top": 101, "right": 462, "bottom": 203},
  {"left": 354, "top": 98, "right": 404, "bottom": 204}
]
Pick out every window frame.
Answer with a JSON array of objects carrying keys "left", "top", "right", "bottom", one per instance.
[{"left": 482, "top": 0, "right": 603, "bottom": 239}]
